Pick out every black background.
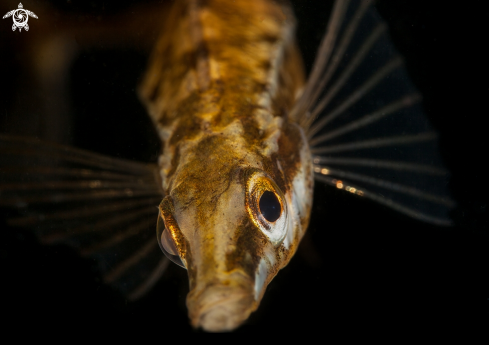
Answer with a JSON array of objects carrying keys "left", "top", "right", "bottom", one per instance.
[{"left": 0, "top": 0, "right": 488, "bottom": 335}]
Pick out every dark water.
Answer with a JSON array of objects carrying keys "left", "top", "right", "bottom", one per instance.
[{"left": 0, "top": 0, "right": 488, "bottom": 334}]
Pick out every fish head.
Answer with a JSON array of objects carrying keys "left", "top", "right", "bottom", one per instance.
[{"left": 156, "top": 122, "right": 313, "bottom": 332}]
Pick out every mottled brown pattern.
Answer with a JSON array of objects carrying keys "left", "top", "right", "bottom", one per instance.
[
  {"left": 276, "top": 122, "right": 304, "bottom": 184},
  {"left": 139, "top": 0, "right": 312, "bottom": 331},
  {"left": 272, "top": 36, "right": 305, "bottom": 117},
  {"left": 225, "top": 215, "right": 267, "bottom": 279},
  {"left": 139, "top": 0, "right": 305, "bottom": 157}
]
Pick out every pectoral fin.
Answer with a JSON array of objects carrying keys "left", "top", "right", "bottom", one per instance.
[
  {"left": 0, "top": 135, "right": 168, "bottom": 299},
  {"left": 292, "top": 0, "right": 453, "bottom": 225}
]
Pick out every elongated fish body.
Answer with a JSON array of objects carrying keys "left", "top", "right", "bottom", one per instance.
[
  {"left": 139, "top": 0, "right": 313, "bottom": 331},
  {"left": 0, "top": 0, "right": 455, "bottom": 333}
]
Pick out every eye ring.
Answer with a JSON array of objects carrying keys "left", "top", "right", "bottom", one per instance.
[
  {"left": 245, "top": 169, "right": 288, "bottom": 246},
  {"left": 157, "top": 211, "right": 186, "bottom": 268},
  {"left": 156, "top": 196, "right": 187, "bottom": 269}
]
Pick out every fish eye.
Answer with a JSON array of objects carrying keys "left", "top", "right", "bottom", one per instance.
[
  {"left": 245, "top": 169, "right": 288, "bottom": 246},
  {"left": 160, "top": 225, "right": 178, "bottom": 256},
  {"left": 259, "top": 191, "right": 281, "bottom": 222},
  {"left": 157, "top": 201, "right": 186, "bottom": 269}
]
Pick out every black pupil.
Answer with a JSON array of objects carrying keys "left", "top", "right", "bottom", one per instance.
[{"left": 259, "top": 191, "right": 281, "bottom": 222}]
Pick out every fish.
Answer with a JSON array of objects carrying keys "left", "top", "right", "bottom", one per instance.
[{"left": 0, "top": 0, "right": 453, "bottom": 332}]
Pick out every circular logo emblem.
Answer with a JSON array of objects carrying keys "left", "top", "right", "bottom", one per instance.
[
  {"left": 2, "top": 3, "right": 38, "bottom": 32},
  {"left": 12, "top": 9, "right": 28, "bottom": 28}
]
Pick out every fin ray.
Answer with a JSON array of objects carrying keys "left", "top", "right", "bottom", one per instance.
[
  {"left": 309, "top": 93, "right": 421, "bottom": 146},
  {"left": 311, "top": 133, "right": 437, "bottom": 155},
  {"left": 1, "top": 135, "right": 166, "bottom": 298},
  {"left": 314, "top": 165, "right": 453, "bottom": 207},
  {"left": 40, "top": 207, "right": 157, "bottom": 243},
  {"left": 315, "top": 174, "right": 452, "bottom": 226},
  {"left": 307, "top": 55, "right": 403, "bottom": 138},
  {"left": 7, "top": 198, "right": 161, "bottom": 226},
  {"left": 303, "top": 22, "right": 387, "bottom": 130},
  {"left": 298, "top": 1, "right": 371, "bottom": 128},
  {"left": 313, "top": 156, "right": 446, "bottom": 175},
  {"left": 127, "top": 257, "right": 170, "bottom": 301},
  {"left": 0, "top": 167, "right": 152, "bottom": 181},
  {"left": 292, "top": 0, "right": 454, "bottom": 224},
  {"left": 80, "top": 218, "right": 157, "bottom": 256},
  {"left": 0, "top": 135, "right": 155, "bottom": 175},
  {"left": 291, "top": 0, "right": 351, "bottom": 121},
  {"left": 104, "top": 239, "right": 158, "bottom": 284}
]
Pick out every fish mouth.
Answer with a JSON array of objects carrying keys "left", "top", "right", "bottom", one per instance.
[{"left": 187, "top": 284, "right": 256, "bottom": 332}]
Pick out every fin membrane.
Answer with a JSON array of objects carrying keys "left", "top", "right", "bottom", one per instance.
[
  {"left": 0, "top": 135, "right": 168, "bottom": 299},
  {"left": 292, "top": 0, "right": 453, "bottom": 225}
]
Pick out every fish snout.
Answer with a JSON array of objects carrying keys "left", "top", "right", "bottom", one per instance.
[{"left": 187, "top": 282, "right": 257, "bottom": 332}]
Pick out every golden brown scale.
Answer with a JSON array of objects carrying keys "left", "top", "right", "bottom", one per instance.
[
  {"left": 139, "top": 0, "right": 305, "bottom": 165},
  {"left": 139, "top": 0, "right": 313, "bottom": 332}
]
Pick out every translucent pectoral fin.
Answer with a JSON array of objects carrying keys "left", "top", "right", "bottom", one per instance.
[
  {"left": 293, "top": 0, "right": 454, "bottom": 225},
  {"left": 0, "top": 135, "right": 168, "bottom": 299}
]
